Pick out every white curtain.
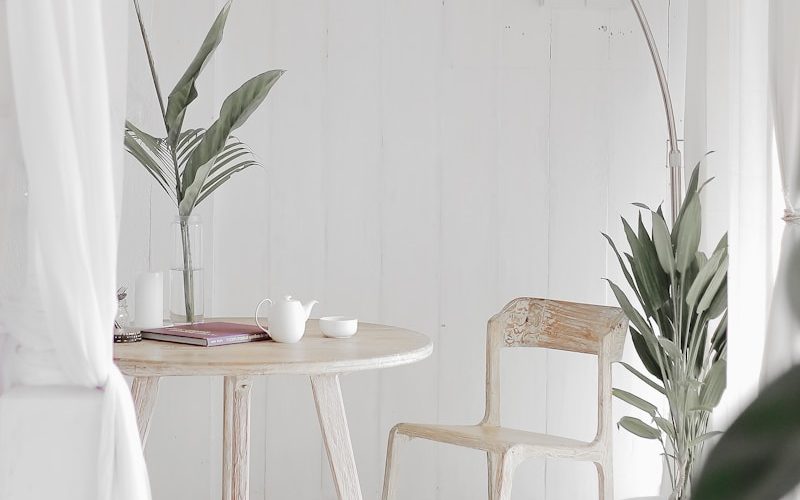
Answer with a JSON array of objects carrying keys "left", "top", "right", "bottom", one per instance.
[
  {"left": 762, "top": 0, "right": 800, "bottom": 385},
  {"left": 0, "top": 0, "right": 150, "bottom": 498},
  {"left": 684, "top": 0, "right": 777, "bottom": 424}
]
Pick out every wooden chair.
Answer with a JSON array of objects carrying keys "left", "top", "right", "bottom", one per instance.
[{"left": 381, "top": 297, "right": 627, "bottom": 500}]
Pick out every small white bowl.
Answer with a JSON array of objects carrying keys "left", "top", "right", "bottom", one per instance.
[{"left": 319, "top": 316, "right": 358, "bottom": 338}]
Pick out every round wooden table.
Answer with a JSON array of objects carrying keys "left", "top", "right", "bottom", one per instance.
[{"left": 114, "top": 319, "right": 432, "bottom": 500}]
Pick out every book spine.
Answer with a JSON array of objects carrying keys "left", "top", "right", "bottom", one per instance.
[{"left": 207, "top": 333, "right": 270, "bottom": 346}]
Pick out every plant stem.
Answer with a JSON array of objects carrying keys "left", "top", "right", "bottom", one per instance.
[
  {"left": 180, "top": 218, "right": 195, "bottom": 323},
  {"left": 132, "top": 0, "right": 183, "bottom": 201},
  {"left": 133, "top": 0, "right": 166, "bottom": 121}
]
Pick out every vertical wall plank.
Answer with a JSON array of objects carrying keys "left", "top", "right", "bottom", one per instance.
[
  {"left": 546, "top": 7, "right": 611, "bottom": 499},
  {"left": 263, "top": 0, "right": 329, "bottom": 497},
  {"left": 323, "top": 0, "right": 384, "bottom": 497},
  {"left": 494, "top": 0, "right": 552, "bottom": 497},
  {"left": 437, "top": 0, "right": 499, "bottom": 497},
  {"left": 377, "top": 0, "right": 443, "bottom": 497}
]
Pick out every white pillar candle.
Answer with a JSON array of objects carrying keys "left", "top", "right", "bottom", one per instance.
[{"left": 135, "top": 272, "right": 163, "bottom": 328}]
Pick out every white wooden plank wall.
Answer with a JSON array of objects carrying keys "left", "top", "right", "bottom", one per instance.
[{"left": 121, "top": 0, "right": 683, "bottom": 498}]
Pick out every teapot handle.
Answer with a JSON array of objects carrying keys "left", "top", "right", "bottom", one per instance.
[{"left": 254, "top": 298, "right": 273, "bottom": 334}]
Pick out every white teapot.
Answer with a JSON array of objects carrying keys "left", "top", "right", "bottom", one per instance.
[{"left": 255, "top": 295, "right": 318, "bottom": 343}]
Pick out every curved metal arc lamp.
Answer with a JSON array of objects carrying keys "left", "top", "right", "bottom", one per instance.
[{"left": 630, "top": 0, "right": 683, "bottom": 223}]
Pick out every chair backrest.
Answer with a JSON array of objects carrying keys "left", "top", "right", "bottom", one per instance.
[{"left": 482, "top": 297, "right": 627, "bottom": 442}]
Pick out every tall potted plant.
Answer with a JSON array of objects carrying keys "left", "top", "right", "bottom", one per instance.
[
  {"left": 605, "top": 164, "right": 728, "bottom": 499},
  {"left": 124, "top": 0, "right": 283, "bottom": 323}
]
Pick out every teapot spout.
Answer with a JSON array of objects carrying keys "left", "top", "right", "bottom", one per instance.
[{"left": 302, "top": 300, "right": 318, "bottom": 320}]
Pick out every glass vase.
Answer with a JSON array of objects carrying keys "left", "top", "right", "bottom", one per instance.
[{"left": 170, "top": 215, "right": 204, "bottom": 323}]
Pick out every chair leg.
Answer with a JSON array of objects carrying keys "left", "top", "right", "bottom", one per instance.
[
  {"left": 488, "top": 450, "right": 516, "bottom": 500},
  {"left": 595, "top": 460, "right": 613, "bottom": 500},
  {"left": 382, "top": 426, "right": 408, "bottom": 500}
]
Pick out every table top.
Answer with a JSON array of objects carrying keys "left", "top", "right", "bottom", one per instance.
[{"left": 114, "top": 319, "right": 433, "bottom": 377}]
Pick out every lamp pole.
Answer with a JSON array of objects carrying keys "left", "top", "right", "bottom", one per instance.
[{"left": 630, "top": 0, "right": 683, "bottom": 223}]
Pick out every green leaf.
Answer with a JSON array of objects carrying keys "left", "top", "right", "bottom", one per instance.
[
  {"left": 602, "top": 232, "right": 645, "bottom": 306},
  {"left": 618, "top": 416, "right": 661, "bottom": 440},
  {"left": 618, "top": 361, "right": 666, "bottom": 394},
  {"left": 635, "top": 214, "right": 670, "bottom": 309},
  {"left": 694, "top": 365, "right": 800, "bottom": 500},
  {"left": 675, "top": 195, "right": 701, "bottom": 274},
  {"left": 707, "top": 279, "right": 728, "bottom": 320},
  {"left": 711, "top": 312, "right": 728, "bottom": 361},
  {"left": 658, "top": 337, "right": 681, "bottom": 360},
  {"left": 124, "top": 122, "right": 176, "bottom": 202},
  {"left": 180, "top": 69, "right": 284, "bottom": 215},
  {"left": 651, "top": 211, "right": 675, "bottom": 275},
  {"left": 165, "top": 1, "right": 233, "bottom": 146},
  {"left": 654, "top": 417, "right": 676, "bottom": 440},
  {"left": 613, "top": 388, "right": 658, "bottom": 416},
  {"left": 630, "top": 326, "right": 664, "bottom": 382},
  {"left": 196, "top": 159, "right": 258, "bottom": 205},
  {"left": 697, "top": 256, "right": 728, "bottom": 314},
  {"left": 700, "top": 359, "right": 727, "bottom": 408},
  {"left": 690, "top": 431, "right": 722, "bottom": 447},
  {"left": 686, "top": 249, "right": 725, "bottom": 308},
  {"left": 605, "top": 279, "right": 651, "bottom": 337},
  {"left": 671, "top": 162, "right": 701, "bottom": 245}
]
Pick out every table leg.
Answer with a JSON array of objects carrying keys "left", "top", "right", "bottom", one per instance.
[
  {"left": 223, "top": 375, "right": 253, "bottom": 500},
  {"left": 131, "top": 376, "right": 160, "bottom": 446},
  {"left": 310, "top": 374, "right": 363, "bottom": 500}
]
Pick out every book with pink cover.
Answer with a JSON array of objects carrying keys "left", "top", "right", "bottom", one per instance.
[{"left": 141, "top": 322, "right": 270, "bottom": 346}]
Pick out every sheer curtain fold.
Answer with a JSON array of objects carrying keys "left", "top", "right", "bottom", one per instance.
[
  {"left": 763, "top": 0, "right": 800, "bottom": 385},
  {"left": 2, "top": 0, "right": 150, "bottom": 498}
]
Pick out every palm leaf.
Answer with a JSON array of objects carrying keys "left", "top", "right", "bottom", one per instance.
[
  {"left": 165, "top": 1, "right": 232, "bottom": 146},
  {"left": 196, "top": 159, "right": 259, "bottom": 205},
  {"left": 124, "top": 122, "right": 176, "bottom": 202},
  {"left": 613, "top": 388, "right": 658, "bottom": 416},
  {"left": 181, "top": 69, "right": 284, "bottom": 215},
  {"left": 619, "top": 361, "right": 666, "bottom": 394},
  {"left": 618, "top": 416, "right": 661, "bottom": 440}
]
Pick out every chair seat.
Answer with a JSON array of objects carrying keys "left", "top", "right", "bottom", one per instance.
[{"left": 395, "top": 423, "right": 601, "bottom": 460}]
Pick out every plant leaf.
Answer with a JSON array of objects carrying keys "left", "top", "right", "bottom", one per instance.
[
  {"left": 651, "top": 210, "right": 675, "bottom": 275},
  {"left": 618, "top": 361, "right": 666, "bottom": 394},
  {"left": 686, "top": 249, "right": 725, "bottom": 308},
  {"left": 707, "top": 279, "right": 728, "bottom": 320},
  {"left": 711, "top": 312, "right": 728, "bottom": 361},
  {"left": 654, "top": 417, "right": 676, "bottom": 440},
  {"left": 697, "top": 256, "right": 728, "bottom": 314},
  {"left": 165, "top": 1, "right": 232, "bottom": 146},
  {"left": 124, "top": 122, "right": 176, "bottom": 202},
  {"left": 181, "top": 69, "right": 284, "bottom": 215},
  {"left": 675, "top": 195, "right": 701, "bottom": 274},
  {"left": 658, "top": 337, "right": 681, "bottom": 360},
  {"left": 635, "top": 214, "right": 671, "bottom": 309},
  {"left": 602, "top": 232, "right": 645, "bottom": 306},
  {"left": 618, "top": 416, "right": 661, "bottom": 440},
  {"left": 690, "top": 431, "right": 722, "bottom": 447},
  {"left": 613, "top": 388, "right": 658, "bottom": 416},
  {"left": 694, "top": 365, "right": 800, "bottom": 500},
  {"left": 196, "top": 159, "right": 258, "bottom": 205},
  {"left": 700, "top": 359, "right": 727, "bottom": 408},
  {"left": 630, "top": 326, "right": 664, "bottom": 382},
  {"left": 605, "top": 279, "right": 652, "bottom": 337}
]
